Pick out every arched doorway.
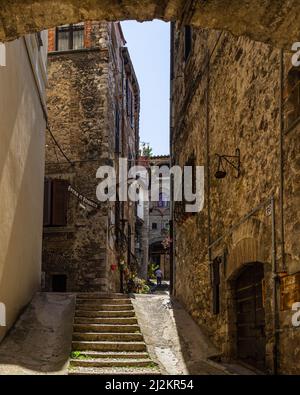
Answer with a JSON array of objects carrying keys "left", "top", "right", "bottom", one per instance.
[{"left": 235, "top": 262, "right": 266, "bottom": 370}]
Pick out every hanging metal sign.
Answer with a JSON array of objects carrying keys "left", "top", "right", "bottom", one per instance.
[{"left": 68, "top": 185, "right": 99, "bottom": 209}]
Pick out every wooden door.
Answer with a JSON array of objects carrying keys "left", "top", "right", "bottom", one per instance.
[{"left": 235, "top": 263, "right": 266, "bottom": 370}]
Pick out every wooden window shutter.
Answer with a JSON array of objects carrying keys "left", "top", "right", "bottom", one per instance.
[
  {"left": 43, "top": 178, "right": 52, "bottom": 226},
  {"left": 52, "top": 179, "right": 69, "bottom": 226}
]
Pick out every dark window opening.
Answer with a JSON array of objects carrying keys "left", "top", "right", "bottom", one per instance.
[
  {"left": 56, "top": 23, "right": 84, "bottom": 51},
  {"left": 212, "top": 257, "right": 221, "bottom": 315},
  {"left": 43, "top": 178, "right": 69, "bottom": 227},
  {"left": 52, "top": 274, "right": 67, "bottom": 292},
  {"left": 285, "top": 67, "right": 300, "bottom": 130},
  {"left": 184, "top": 26, "right": 192, "bottom": 62},
  {"left": 152, "top": 223, "right": 158, "bottom": 230}
]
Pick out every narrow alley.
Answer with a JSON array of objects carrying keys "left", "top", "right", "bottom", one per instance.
[{"left": 0, "top": 1, "right": 300, "bottom": 379}]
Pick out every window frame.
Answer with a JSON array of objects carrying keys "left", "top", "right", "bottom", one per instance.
[
  {"left": 43, "top": 178, "right": 69, "bottom": 227},
  {"left": 55, "top": 23, "right": 85, "bottom": 51}
]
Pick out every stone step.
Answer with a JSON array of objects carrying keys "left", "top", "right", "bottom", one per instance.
[
  {"left": 75, "top": 310, "right": 136, "bottom": 318},
  {"left": 73, "top": 332, "right": 143, "bottom": 342},
  {"left": 70, "top": 358, "right": 153, "bottom": 368},
  {"left": 75, "top": 304, "right": 133, "bottom": 311},
  {"left": 76, "top": 298, "right": 131, "bottom": 305},
  {"left": 76, "top": 293, "right": 129, "bottom": 299},
  {"left": 73, "top": 324, "right": 140, "bottom": 333},
  {"left": 71, "top": 351, "right": 149, "bottom": 359},
  {"left": 68, "top": 366, "right": 160, "bottom": 375},
  {"left": 72, "top": 341, "right": 147, "bottom": 352},
  {"left": 74, "top": 317, "right": 138, "bottom": 325}
]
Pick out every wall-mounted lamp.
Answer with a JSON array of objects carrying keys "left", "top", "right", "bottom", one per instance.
[{"left": 215, "top": 148, "right": 241, "bottom": 179}]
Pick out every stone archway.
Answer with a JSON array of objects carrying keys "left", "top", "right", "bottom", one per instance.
[
  {"left": 0, "top": 0, "right": 299, "bottom": 48},
  {"left": 223, "top": 218, "right": 273, "bottom": 371}
]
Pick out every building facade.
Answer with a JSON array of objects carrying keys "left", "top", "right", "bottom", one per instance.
[
  {"left": 0, "top": 32, "right": 48, "bottom": 342},
  {"left": 148, "top": 156, "right": 171, "bottom": 280},
  {"left": 42, "top": 22, "right": 140, "bottom": 293},
  {"left": 135, "top": 155, "right": 171, "bottom": 280},
  {"left": 170, "top": 24, "right": 300, "bottom": 374}
]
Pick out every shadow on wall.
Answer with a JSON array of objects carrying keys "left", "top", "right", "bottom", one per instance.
[{"left": 0, "top": 293, "right": 75, "bottom": 374}]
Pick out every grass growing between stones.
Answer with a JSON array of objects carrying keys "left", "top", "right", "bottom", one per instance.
[{"left": 70, "top": 351, "right": 90, "bottom": 360}]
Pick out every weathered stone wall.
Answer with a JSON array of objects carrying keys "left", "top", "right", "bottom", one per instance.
[
  {"left": 43, "top": 25, "right": 113, "bottom": 292},
  {"left": 0, "top": 1, "right": 300, "bottom": 49},
  {"left": 171, "top": 24, "right": 300, "bottom": 374},
  {"left": 43, "top": 22, "right": 140, "bottom": 293}
]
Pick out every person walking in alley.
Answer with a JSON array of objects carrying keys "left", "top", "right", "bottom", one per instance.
[{"left": 155, "top": 268, "right": 163, "bottom": 286}]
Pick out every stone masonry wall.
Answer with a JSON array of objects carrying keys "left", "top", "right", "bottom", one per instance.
[
  {"left": 1, "top": 0, "right": 300, "bottom": 49},
  {"left": 43, "top": 22, "right": 120, "bottom": 293},
  {"left": 171, "top": 25, "right": 300, "bottom": 374}
]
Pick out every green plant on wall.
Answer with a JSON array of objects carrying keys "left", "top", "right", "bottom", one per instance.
[{"left": 148, "top": 261, "right": 159, "bottom": 279}]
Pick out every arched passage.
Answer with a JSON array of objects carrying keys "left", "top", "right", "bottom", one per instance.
[{"left": 0, "top": 0, "right": 299, "bottom": 48}]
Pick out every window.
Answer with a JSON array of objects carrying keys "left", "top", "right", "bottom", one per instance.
[
  {"left": 56, "top": 23, "right": 84, "bottom": 51},
  {"left": 152, "top": 223, "right": 158, "bottom": 230},
  {"left": 184, "top": 26, "right": 192, "bottom": 62},
  {"left": 212, "top": 257, "right": 221, "bottom": 315},
  {"left": 158, "top": 192, "right": 169, "bottom": 208},
  {"left": 285, "top": 67, "right": 300, "bottom": 130},
  {"left": 44, "top": 178, "right": 69, "bottom": 227},
  {"left": 52, "top": 274, "right": 67, "bottom": 292}
]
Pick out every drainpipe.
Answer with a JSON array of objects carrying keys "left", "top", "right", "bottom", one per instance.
[
  {"left": 271, "top": 196, "right": 279, "bottom": 375},
  {"left": 206, "top": 44, "right": 212, "bottom": 276},
  {"left": 279, "top": 48, "right": 286, "bottom": 272}
]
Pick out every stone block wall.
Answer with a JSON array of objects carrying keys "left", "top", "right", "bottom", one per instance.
[{"left": 171, "top": 24, "right": 300, "bottom": 374}]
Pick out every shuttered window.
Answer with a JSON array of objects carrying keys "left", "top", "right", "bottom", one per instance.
[{"left": 43, "top": 178, "right": 69, "bottom": 227}]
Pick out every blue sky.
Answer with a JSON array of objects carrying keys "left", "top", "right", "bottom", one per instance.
[{"left": 121, "top": 21, "right": 170, "bottom": 155}]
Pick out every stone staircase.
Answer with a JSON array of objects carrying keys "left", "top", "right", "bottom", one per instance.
[{"left": 69, "top": 293, "right": 160, "bottom": 375}]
